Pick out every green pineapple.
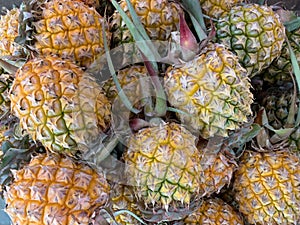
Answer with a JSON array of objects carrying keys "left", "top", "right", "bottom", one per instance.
[{"left": 216, "top": 3, "right": 286, "bottom": 77}]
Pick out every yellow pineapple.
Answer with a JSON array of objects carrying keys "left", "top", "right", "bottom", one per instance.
[
  {"left": 180, "top": 198, "right": 244, "bottom": 225},
  {"left": 123, "top": 122, "right": 204, "bottom": 222},
  {"left": 164, "top": 42, "right": 253, "bottom": 139},
  {"left": 10, "top": 55, "right": 111, "bottom": 154},
  {"left": 19, "top": 0, "right": 111, "bottom": 68},
  {"left": 108, "top": 182, "right": 143, "bottom": 225},
  {"left": 233, "top": 149, "right": 300, "bottom": 224},
  {"left": 0, "top": 7, "right": 22, "bottom": 57},
  {"left": 199, "top": 0, "right": 243, "bottom": 19},
  {"left": 4, "top": 153, "right": 110, "bottom": 225},
  {"left": 110, "top": 0, "right": 182, "bottom": 43},
  {"left": 101, "top": 65, "right": 149, "bottom": 103}
]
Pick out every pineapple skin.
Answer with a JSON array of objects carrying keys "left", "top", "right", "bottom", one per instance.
[
  {"left": 33, "top": 0, "right": 111, "bottom": 68},
  {"left": 216, "top": 3, "right": 286, "bottom": 77},
  {"left": 10, "top": 55, "right": 111, "bottom": 154},
  {"left": 4, "top": 153, "right": 110, "bottom": 225},
  {"left": 233, "top": 150, "right": 300, "bottom": 225},
  {"left": 164, "top": 43, "right": 253, "bottom": 139},
  {"left": 182, "top": 198, "right": 244, "bottom": 225}
]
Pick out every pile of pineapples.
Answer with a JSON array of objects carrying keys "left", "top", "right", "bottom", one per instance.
[{"left": 0, "top": 0, "right": 300, "bottom": 224}]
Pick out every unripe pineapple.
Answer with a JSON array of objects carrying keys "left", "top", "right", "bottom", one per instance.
[
  {"left": 264, "top": 28, "right": 300, "bottom": 84},
  {"left": 20, "top": 0, "right": 111, "bottom": 68},
  {"left": 216, "top": 3, "right": 286, "bottom": 77},
  {"left": 10, "top": 55, "right": 111, "bottom": 154},
  {"left": 123, "top": 122, "right": 204, "bottom": 222},
  {"left": 0, "top": 7, "right": 22, "bottom": 57},
  {"left": 4, "top": 153, "right": 110, "bottom": 225},
  {"left": 233, "top": 149, "right": 300, "bottom": 224},
  {"left": 164, "top": 43, "right": 253, "bottom": 139},
  {"left": 179, "top": 198, "right": 244, "bottom": 225},
  {"left": 254, "top": 83, "right": 300, "bottom": 151}
]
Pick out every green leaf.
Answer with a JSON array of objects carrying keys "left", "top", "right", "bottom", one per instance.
[
  {"left": 284, "top": 17, "right": 300, "bottom": 32},
  {"left": 101, "top": 23, "right": 140, "bottom": 114},
  {"left": 286, "top": 37, "right": 300, "bottom": 126}
]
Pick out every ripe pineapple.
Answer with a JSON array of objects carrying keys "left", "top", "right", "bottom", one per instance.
[
  {"left": 164, "top": 42, "right": 253, "bottom": 139},
  {"left": 110, "top": 0, "right": 181, "bottom": 44},
  {"left": 4, "top": 153, "right": 110, "bottom": 225},
  {"left": 179, "top": 197, "right": 244, "bottom": 225},
  {"left": 19, "top": 0, "right": 111, "bottom": 68},
  {"left": 123, "top": 122, "right": 204, "bottom": 222},
  {"left": 199, "top": 0, "right": 243, "bottom": 19},
  {"left": 233, "top": 149, "right": 300, "bottom": 224},
  {"left": 0, "top": 7, "right": 22, "bottom": 57},
  {"left": 10, "top": 55, "right": 111, "bottom": 154},
  {"left": 109, "top": 0, "right": 182, "bottom": 65},
  {"left": 215, "top": 3, "right": 286, "bottom": 77}
]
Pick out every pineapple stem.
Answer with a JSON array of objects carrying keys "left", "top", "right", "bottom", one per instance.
[
  {"left": 101, "top": 24, "right": 140, "bottom": 114},
  {"left": 143, "top": 59, "right": 167, "bottom": 117}
]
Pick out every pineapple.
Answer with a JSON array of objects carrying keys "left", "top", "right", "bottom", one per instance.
[
  {"left": 109, "top": 0, "right": 182, "bottom": 66},
  {"left": 101, "top": 65, "right": 149, "bottom": 104},
  {"left": 199, "top": 0, "right": 243, "bottom": 19},
  {"left": 108, "top": 182, "right": 143, "bottom": 225},
  {"left": 263, "top": 28, "right": 300, "bottom": 84},
  {"left": 9, "top": 55, "right": 111, "bottom": 154},
  {"left": 0, "top": 7, "right": 22, "bottom": 57},
  {"left": 179, "top": 197, "right": 244, "bottom": 225},
  {"left": 19, "top": 0, "right": 111, "bottom": 68},
  {"left": 215, "top": 3, "right": 286, "bottom": 77},
  {"left": 233, "top": 149, "right": 300, "bottom": 224},
  {"left": 123, "top": 122, "right": 204, "bottom": 222},
  {"left": 164, "top": 42, "right": 253, "bottom": 139},
  {"left": 4, "top": 153, "right": 110, "bottom": 225},
  {"left": 110, "top": 0, "right": 182, "bottom": 44}
]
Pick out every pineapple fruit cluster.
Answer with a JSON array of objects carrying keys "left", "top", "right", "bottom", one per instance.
[{"left": 0, "top": 0, "right": 300, "bottom": 225}]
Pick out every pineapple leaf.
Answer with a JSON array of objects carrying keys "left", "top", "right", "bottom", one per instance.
[
  {"left": 180, "top": 0, "right": 207, "bottom": 41},
  {"left": 101, "top": 23, "right": 140, "bottom": 114},
  {"left": 284, "top": 17, "right": 300, "bottom": 32},
  {"left": 124, "top": 0, "right": 150, "bottom": 41},
  {"left": 114, "top": 210, "right": 147, "bottom": 225},
  {"left": 286, "top": 37, "right": 300, "bottom": 126}
]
